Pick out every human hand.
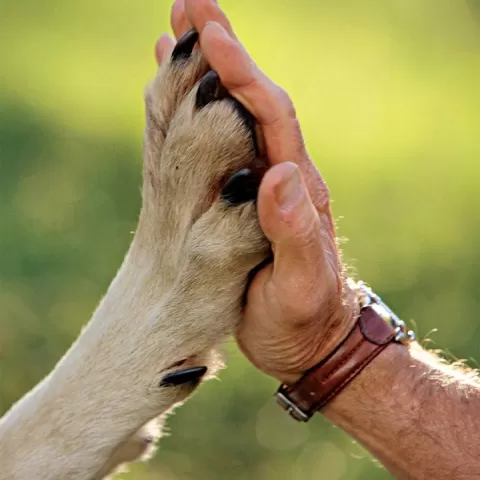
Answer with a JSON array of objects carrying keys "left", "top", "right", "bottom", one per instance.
[{"left": 158, "top": 0, "right": 359, "bottom": 384}]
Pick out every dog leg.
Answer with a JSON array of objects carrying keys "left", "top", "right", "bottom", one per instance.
[{"left": 0, "top": 30, "right": 269, "bottom": 479}]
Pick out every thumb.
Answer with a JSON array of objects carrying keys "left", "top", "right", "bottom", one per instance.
[{"left": 257, "top": 162, "right": 333, "bottom": 294}]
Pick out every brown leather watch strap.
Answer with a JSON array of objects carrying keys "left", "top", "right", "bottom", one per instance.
[{"left": 276, "top": 305, "right": 396, "bottom": 421}]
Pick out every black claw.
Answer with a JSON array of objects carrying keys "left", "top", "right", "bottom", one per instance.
[
  {"left": 159, "top": 366, "right": 208, "bottom": 387},
  {"left": 171, "top": 28, "right": 199, "bottom": 61},
  {"left": 196, "top": 70, "right": 229, "bottom": 109},
  {"left": 221, "top": 169, "right": 261, "bottom": 206}
]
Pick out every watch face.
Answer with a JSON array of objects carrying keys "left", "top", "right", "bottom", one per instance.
[{"left": 355, "top": 280, "right": 415, "bottom": 344}]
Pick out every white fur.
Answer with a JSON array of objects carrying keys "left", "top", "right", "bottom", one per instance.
[{"left": 0, "top": 49, "right": 268, "bottom": 479}]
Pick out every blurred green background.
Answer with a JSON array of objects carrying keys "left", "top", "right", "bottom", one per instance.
[{"left": 1, "top": 0, "right": 480, "bottom": 478}]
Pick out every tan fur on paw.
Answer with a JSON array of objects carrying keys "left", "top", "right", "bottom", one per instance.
[
  {"left": 0, "top": 30, "right": 271, "bottom": 480},
  {"left": 103, "top": 30, "right": 271, "bottom": 475}
]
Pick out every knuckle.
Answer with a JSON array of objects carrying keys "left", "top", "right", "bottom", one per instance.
[
  {"left": 313, "top": 177, "right": 331, "bottom": 211},
  {"left": 290, "top": 226, "right": 318, "bottom": 256},
  {"left": 274, "top": 85, "right": 296, "bottom": 118}
]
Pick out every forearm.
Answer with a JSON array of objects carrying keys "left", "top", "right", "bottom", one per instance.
[
  {"left": 323, "top": 342, "right": 480, "bottom": 479},
  {"left": 0, "top": 235, "right": 244, "bottom": 479},
  {"left": 0, "top": 252, "right": 180, "bottom": 479}
]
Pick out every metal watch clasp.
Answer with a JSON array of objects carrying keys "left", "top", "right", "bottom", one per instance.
[{"left": 275, "top": 389, "right": 311, "bottom": 422}]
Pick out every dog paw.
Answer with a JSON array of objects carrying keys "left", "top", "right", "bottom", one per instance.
[
  {"left": 117, "top": 30, "right": 270, "bottom": 426},
  {"left": 137, "top": 29, "right": 270, "bottom": 294},
  {"left": 142, "top": 29, "right": 207, "bottom": 189}
]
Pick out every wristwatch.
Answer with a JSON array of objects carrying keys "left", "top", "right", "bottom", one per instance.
[{"left": 275, "top": 281, "right": 415, "bottom": 422}]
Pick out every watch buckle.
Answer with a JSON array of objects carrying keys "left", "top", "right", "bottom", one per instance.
[{"left": 275, "top": 389, "right": 311, "bottom": 422}]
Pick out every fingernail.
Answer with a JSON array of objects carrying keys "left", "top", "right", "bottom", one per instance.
[{"left": 275, "top": 163, "right": 303, "bottom": 209}]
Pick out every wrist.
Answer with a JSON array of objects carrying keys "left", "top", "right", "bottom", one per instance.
[
  {"left": 312, "top": 282, "right": 361, "bottom": 368},
  {"left": 322, "top": 341, "right": 411, "bottom": 421},
  {"left": 277, "top": 278, "right": 360, "bottom": 385},
  {"left": 275, "top": 281, "right": 416, "bottom": 421}
]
